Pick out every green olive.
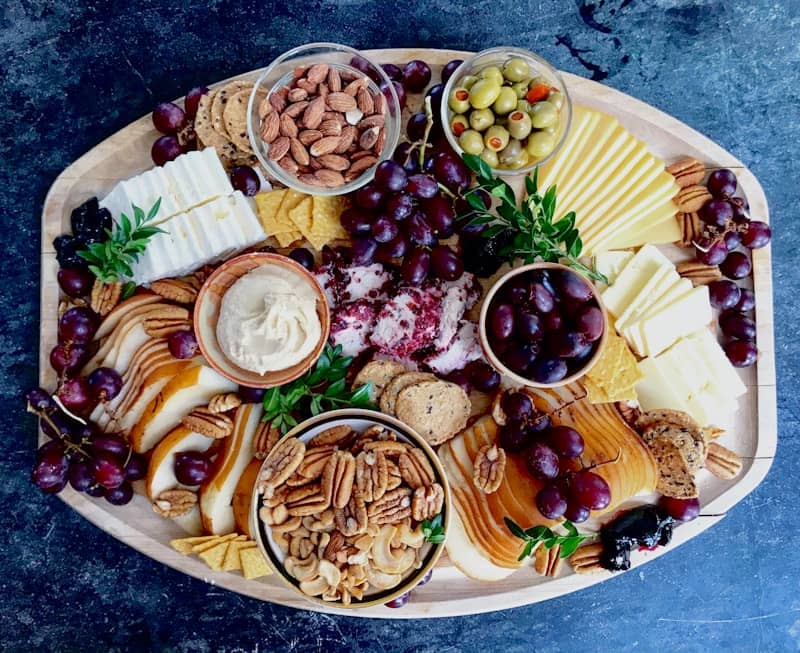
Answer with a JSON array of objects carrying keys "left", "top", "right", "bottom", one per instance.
[
  {"left": 502, "top": 57, "right": 531, "bottom": 82},
  {"left": 526, "top": 131, "right": 557, "bottom": 159},
  {"left": 506, "top": 110, "right": 532, "bottom": 140},
  {"left": 498, "top": 139, "right": 523, "bottom": 165},
  {"left": 459, "top": 129, "right": 485, "bottom": 155},
  {"left": 507, "top": 151, "right": 531, "bottom": 169},
  {"left": 480, "top": 148, "right": 500, "bottom": 168},
  {"left": 448, "top": 87, "right": 471, "bottom": 113},
  {"left": 460, "top": 74, "right": 479, "bottom": 90},
  {"left": 492, "top": 87, "right": 519, "bottom": 115},
  {"left": 530, "top": 101, "right": 559, "bottom": 129},
  {"left": 516, "top": 99, "right": 533, "bottom": 114},
  {"left": 484, "top": 125, "right": 510, "bottom": 152},
  {"left": 468, "top": 79, "right": 502, "bottom": 110},
  {"left": 469, "top": 108, "right": 495, "bottom": 132},
  {"left": 511, "top": 81, "right": 529, "bottom": 98},
  {"left": 450, "top": 114, "right": 469, "bottom": 135},
  {"left": 478, "top": 65, "right": 504, "bottom": 86},
  {"left": 547, "top": 90, "right": 565, "bottom": 110},
  {"left": 528, "top": 75, "right": 550, "bottom": 89}
]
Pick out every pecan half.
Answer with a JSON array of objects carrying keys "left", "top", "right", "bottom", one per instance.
[
  {"left": 308, "top": 425, "right": 355, "bottom": 449},
  {"left": 257, "top": 437, "right": 305, "bottom": 496},
  {"left": 666, "top": 158, "right": 705, "bottom": 188},
  {"left": 398, "top": 448, "right": 435, "bottom": 490},
  {"left": 254, "top": 420, "right": 281, "bottom": 459},
  {"left": 322, "top": 450, "right": 356, "bottom": 509},
  {"left": 676, "top": 260, "right": 722, "bottom": 286},
  {"left": 355, "top": 450, "right": 389, "bottom": 502},
  {"left": 362, "top": 440, "right": 409, "bottom": 458},
  {"left": 615, "top": 401, "right": 641, "bottom": 426},
  {"left": 181, "top": 406, "right": 233, "bottom": 439},
  {"left": 285, "top": 483, "right": 330, "bottom": 517},
  {"left": 677, "top": 212, "right": 705, "bottom": 248},
  {"left": 675, "top": 185, "right": 712, "bottom": 213},
  {"left": 90, "top": 280, "right": 123, "bottom": 317},
  {"left": 150, "top": 278, "right": 198, "bottom": 304},
  {"left": 534, "top": 542, "right": 563, "bottom": 577},
  {"left": 142, "top": 305, "right": 191, "bottom": 338},
  {"left": 335, "top": 495, "right": 368, "bottom": 536},
  {"left": 411, "top": 483, "right": 444, "bottom": 522},
  {"left": 152, "top": 489, "right": 197, "bottom": 518},
  {"left": 368, "top": 487, "right": 412, "bottom": 524},
  {"left": 704, "top": 442, "right": 743, "bottom": 479},
  {"left": 569, "top": 543, "right": 606, "bottom": 574},
  {"left": 207, "top": 392, "right": 241, "bottom": 414},
  {"left": 472, "top": 444, "right": 506, "bottom": 494},
  {"left": 298, "top": 445, "right": 335, "bottom": 480},
  {"left": 385, "top": 460, "right": 403, "bottom": 491}
]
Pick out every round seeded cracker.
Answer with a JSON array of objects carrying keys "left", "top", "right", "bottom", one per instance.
[
  {"left": 379, "top": 372, "right": 437, "bottom": 416},
  {"left": 211, "top": 80, "right": 253, "bottom": 139},
  {"left": 395, "top": 380, "right": 471, "bottom": 446},
  {"left": 223, "top": 88, "right": 261, "bottom": 154},
  {"left": 353, "top": 360, "right": 407, "bottom": 401},
  {"left": 194, "top": 91, "right": 239, "bottom": 159}
]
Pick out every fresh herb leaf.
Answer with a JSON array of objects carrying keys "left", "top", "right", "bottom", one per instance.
[
  {"left": 505, "top": 516, "right": 595, "bottom": 561},
  {"left": 121, "top": 281, "right": 137, "bottom": 300},
  {"left": 77, "top": 199, "right": 165, "bottom": 283},
  {"left": 422, "top": 513, "right": 446, "bottom": 544}
]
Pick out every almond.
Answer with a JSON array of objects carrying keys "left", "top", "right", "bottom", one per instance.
[
  {"left": 302, "top": 96, "right": 326, "bottom": 130},
  {"left": 298, "top": 129, "right": 323, "bottom": 146},
  {"left": 317, "top": 154, "right": 350, "bottom": 171},
  {"left": 675, "top": 184, "right": 712, "bottom": 213},
  {"left": 306, "top": 63, "right": 330, "bottom": 85},
  {"left": 359, "top": 126, "right": 380, "bottom": 150},
  {"left": 317, "top": 82, "right": 329, "bottom": 100},
  {"left": 314, "top": 169, "right": 345, "bottom": 187},
  {"left": 268, "top": 136, "right": 291, "bottom": 161},
  {"left": 287, "top": 87, "right": 308, "bottom": 103},
  {"left": 327, "top": 92, "right": 358, "bottom": 112},
  {"left": 358, "top": 114, "right": 385, "bottom": 131},
  {"left": 309, "top": 135, "right": 343, "bottom": 157},
  {"left": 279, "top": 112, "right": 298, "bottom": 138},
  {"left": 334, "top": 125, "right": 357, "bottom": 153},
  {"left": 356, "top": 88, "right": 374, "bottom": 115},
  {"left": 343, "top": 77, "right": 369, "bottom": 96},
  {"left": 374, "top": 127, "right": 386, "bottom": 155},
  {"left": 269, "top": 87, "right": 288, "bottom": 112},
  {"left": 346, "top": 155, "right": 377, "bottom": 179},
  {"left": 296, "top": 78, "right": 317, "bottom": 95},
  {"left": 372, "top": 91, "right": 386, "bottom": 116},
  {"left": 319, "top": 119, "right": 342, "bottom": 137},
  {"left": 259, "top": 111, "right": 280, "bottom": 143},
  {"left": 298, "top": 173, "right": 324, "bottom": 186},
  {"left": 277, "top": 155, "right": 299, "bottom": 174},
  {"left": 284, "top": 100, "right": 309, "bottom": 118},
  {"left": 258, "top": 96, "right": 272, "bottom": 119},
  {"left": 327, "top": 67, "right": 342, "bottom": 92},
  {"left": 290, "top": 138, "right": 310, "bottom": 166}
]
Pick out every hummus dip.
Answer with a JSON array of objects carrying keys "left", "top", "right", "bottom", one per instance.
[{"left": 216, "top": 264, "right": 322, "bottom": 374}]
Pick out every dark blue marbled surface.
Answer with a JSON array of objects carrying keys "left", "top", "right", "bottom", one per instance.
[{"left": 2, "top": 1, "right": 798, "bottom": 651}]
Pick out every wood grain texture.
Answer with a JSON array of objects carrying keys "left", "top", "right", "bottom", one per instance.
[{"left": 38, "top": 48, "right": 775, "bottom": 618}]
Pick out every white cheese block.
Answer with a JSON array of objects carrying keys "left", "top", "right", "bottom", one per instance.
[
  {"left": 615, "top": 266, "right": 679, "bottom": 331},
  {"left": 685, "top": 329, "right": 747, "bottom": 398},
  {"left": 593, "top": 250, "right": 634, "bottom": 292},
  {"left": 601, "top": 244, "right": 672, "bottom": 317},
  {"left": 635, "top": 285, "right": 712, "bottom": 357},
  {"left": 636, "top": 357, "right": 693, "bottom": 415},
  {"left": 638, "top": 277, "right": 693, "bottom": 321}
]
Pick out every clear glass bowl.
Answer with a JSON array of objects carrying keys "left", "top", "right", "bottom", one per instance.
[
  {"left": 440, "top": 46, "right": 572, "bottom": 176},
  {"left": 246, "top": 42, "right": 401, "bottom": 196}
]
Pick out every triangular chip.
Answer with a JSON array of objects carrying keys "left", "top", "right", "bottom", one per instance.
[
  {"left": 255, "top": 190, "right": 288, "bottom": 233},
  {"left": 649, "top": 436, "right": 698, "bottom": 499},
  {"left": 191, "top": 533, "right": 237, "bottom": 554},
  {"left": 240, "top": 546, "right": 273, "bottom": 579},
  {"left": 198, "top": 541, "right": 230, "bottom": 571},
  {"left": 311, "top": 196, "right": 348, "bottom": 238},
  {"left": 274, "top": 230, "right": 302, "bottom": 248},
  {"left": 170, "top": 535, "right": 217, "bottom": 555},
  {"left": 224, "top": 541, "right": 258, "bottom": 572},
  {"left": 289, "top": 196, "right": 314, "bottom": 234},
  {"left": 585, "top": 330, "right": 641, "bottom": 403}
]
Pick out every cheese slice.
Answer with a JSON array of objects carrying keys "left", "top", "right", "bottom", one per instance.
[
  {"left": 637, "top": 278, "right": 692, "bottom": 322},
  {"left": 601, "top": 245, "right": 672, "bottom": 317},
  {"left": 615, "top": 267, "right": 679, "bottom": 331},
  {"left": 635, "top": 286, "right": 712, "bottom": 357},
  {"left": 636, "top": 357, "right": 693, "bottom": 415},
  {"left": 593, "top": 250, "right": 634, "bottom": 291},
  {"left": 609, "top": 206, "right": 681, "bottom": 250},
  {"left": 685, "top": 329, "right": 747, "bottom": 398},
  {"left": 552, "top": 119, "right": 620, "bottom": 205},
  {"left": 537, "top": 107, "right": 595, "bottom": 189},
  {"left": 546, "top": 112, "right": 603, "bottom": 193}
]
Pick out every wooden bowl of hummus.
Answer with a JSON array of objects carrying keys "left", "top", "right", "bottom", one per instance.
[{"left": 194, "top": 252, "right": 330, "bottom": 388}]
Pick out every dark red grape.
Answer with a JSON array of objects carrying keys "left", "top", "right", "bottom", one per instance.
[
  {"left": 85, "top": 484, "right": 106, "bottom": 497},
  {"left": 502, "top": 343, "right": 538, "bottom": 375},
  {"left": 151, "top": 135, "right": 182, "bottom": 166},
  {"left": 724, "top": 339, "right": 758, "bottom": 367},
  {"left": 407, "top": 112, "right": 428, "bottom": 141},
  {"left": 531, "top": 283, "right": 555, "bottom": 313},
  {"left": 564, "top": 502, "right": 590, "bottom": 524},
  {"left": 501, "top": 392, "right": 534, "bottom": 422},
  {"left": 386, "top": 193, "right": 414, "bottom": 221},
  {"left": 530, "top": 357, "right": 568, "bottom": 384},
  {"left": 289, "top": 248, "right": 314, "bottom": 270},
  {"left": 152, "top": 102, "right": 186, "bottom": 134},
  {"left": 416, "top": 569, "right": 433, "bottom": 587},
  {"left": 168, "top": 330, "right": 199, "bottom": 359},
  {"left": 466, "top": 361, "right": 500, "bottom": 393},
  {"left": 742, "top": 221, "right": 771, "bottom": 249},
  {"left": 432, "top": 153, "right": 470, "bottom": 192},
  {"left": 402, "top": 60, "right": 431, "bottom": 92},
  {"left": 489, "top": 303, "right": 515, "bottom": 341},
  {"left": 230, "top": 165, "right": 260, "bottom": 196},
  {"left": 569, "top": 470, "right": 611, "bottom": 510},
  {"left": 546, "top": 426, "right": 585, "bottom": 458},
  {"left": 93, "top": 453, "right": 126, "bottom": 489},
  {"left": 720, "top": 251, "right": 751, "bottom": 280},
  {"left": 659, "top": 496, "right": 700, "bottom": 522},
  {"left": 50, "top": 344, "right": 86, "bottom": 376},
  {"left": 550, "top": 331, "right": 588, "bottom": 358},
  {"left": 516, "top": 309, "right": 543, "bottom": 341},
  {"left": 32, "top": 442, "right": 69, "bottom": 493},
  {"left": 407, "top": 174, "right": 438, "bottom": 200},
  {"left": 378, "top": 233, "right": 409, "bottom": 260},
  {"left": 425, "top": 83, "right": 445, "bottom": 114},
  {"left": 174, "top": 451, "right": 213, "bottom": 485},
  {"left": 372, "top": 217, "right": 399, "bottom": 243},
  {"left": 382, "top": 81, "right": 406, "bottom": 109},
  {"left": 695, "top": 238, "right": 728, "bottom": 266},
  {"left": 542, "top": 310, "right": 563, "bottom": 333},
  {"left": 340, "top": 207, "right": 374, "bottom": 235},
  {"left": 124, "top": 453, "right": 148, "bottom": 481},
  {"left": 401, "top": 247, "right": 430, "bottom": 286},
  {"left": 525, "top": 442, "right": 560, "bottom": 480},
  {"left": 354, "top": 184, "right": 384, "bottom": 211},
  {"left": 351, "top": 236, "right": 378, "bottom": 265},
  {"left": 385, "top": 592, "right": 410, "bottom": 608},
  {"left": 708, "top": 280, "right": 741, "bottom": 310},
  {"left": 58, "top": 306, "right": 97, "bottom": 345},
  {"left": 574, "top": 305, "right": 604, "bottom": 342},
  {"left": 707, "top": 169, "right": 737, "bottom": 199},
  {"left": 58, "top": 268, "right": 95, "bottom": 297},
  {"left": 405, "top": 212, "right": 436, "bottom": 247},
  {"left": 723, "top": 230, "right": 741, "bottom": 251},
  {"left": 87, "top": 367, "right": 123, "bottom": 402},
  {"left": 422, "top": 195, "right": 455, "bottom": 236},
  {"left": 441, "top": 59, "right": 464, "bottom": 84},
  {"left": 239, "top": 385, "right": 266, "bottom": 404},
  {"left": 699, "top": 199, "right": 733, "bottom": 228},
  {"left": 27, "top": 388, "right": 56, "bottom": 412},
  {"left": 91, "top": 434, "right": 129, "bottom": 460},
  {"left": 446, "top": 368, "right": 472, "bottom": 394},
  {"left": 720, "top": 310, "right": 756, "bottom": 340},
  {"left": 502, "top": 278, "right": 529, "bottom": 303},
  {"left": 58, "top": 377, "right": 92, "bottom": 412},
  {"left": 374, "top": 160, "right": 408, "bottom": 192},
  {"left": 350, "top": 56, "right": 381, "bottom": 82},
  {"left": 68, "top": 460, "right": 94, "bottom": 492},
  {"left": 105, "top": 481, "right": 134, "bottom": 505},
  {"left": 184, "top": 86, "right": 208, "bottom": 119},
  {"left": 734, "top": 288, "right": 755, "bottom": 312},
  {"left": 536, "top": 484, "right": 568, "bottom": 520},
  {"left": 499, "top": 421, "right": 532, "bottom": 453},
  {"left": 381, "top": 63, "right": 403, "bottom": 82},
  {"left": 39, "top": 411, "right": 78, "bottom": 441},
  {"left": 430, "top": 245, "right": 463, "bottom": 281},
  {"left": 555, "top": 270, "right": 593, "bottom": 301}
]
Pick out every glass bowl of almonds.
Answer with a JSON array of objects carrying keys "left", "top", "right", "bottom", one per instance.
[
  {"left": 251, "top": 408, "right": 451, "bottom": 609},
  {"left": 247, "top": 43, "right": 402, "bottom": 196}
]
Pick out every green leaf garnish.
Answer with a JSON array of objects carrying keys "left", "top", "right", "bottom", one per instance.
[
  {"left": 504, "top": 516, "right": 595, "bottom": 561},
  {"left": 261, "top": 343, "right": 374, "bottom": 434},
  {"left": 458, "top": 155, "right": 607, "bottom": 283},
  {"left": 77, "top": 199, "right": 165, "bottom": 283},
  {"left": 421, "top": 513, "right": 446, "bottom": 544}
]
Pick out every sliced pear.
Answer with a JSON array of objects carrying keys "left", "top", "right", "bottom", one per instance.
[
  {"left": 94, "top": 293, "right": 161, "bottom": 340},
  {"left": 200, "top": 403, "right": 262, "bottom": 535},
  {"left": 232, "top": 457, "right": 261, "bottom": 538},
  {"left": 146, "top": 425, "right": 216, "bottom": 499},
  {"left": 130, "top": 365, "right": 237, "bottom": 453}
]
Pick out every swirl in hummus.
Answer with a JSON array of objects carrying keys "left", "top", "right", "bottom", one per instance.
[{"left": 216, "top": 264, "right": 322, "bottom": 374}]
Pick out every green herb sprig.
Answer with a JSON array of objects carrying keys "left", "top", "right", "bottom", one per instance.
[
  {"left": 78, "top": 199, "right": 164, "bottom": 283},
  {"left": 459, "top": 154, "right": 606, "bottom": 283},
  {"left": 504, "top": 516, "right": 594, "bottom": 560},
  {"left": 262, "top": 344, "right": 374, "bottom": 434},
  {"left": 421, "top": 513, "right": 446, "bottom": 544}
]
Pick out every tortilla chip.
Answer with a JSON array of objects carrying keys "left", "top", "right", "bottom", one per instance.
[
  {"left": 289, "top": 196, "right": 314, "bottom": 235},
  {"left": 222, "top": 541, "right": 257, "bottom": 571},
  {"left": 240, "top": 546, "right": 272, "bottom": 579},
  {"left": 198, "top": 541, "right": 230, "bottom": 571},
  {"left": 584, "top": 331, "right": 642, "bottom": 403},
  {"left": 191, "top": 533, "right": 238, "bottom": 554},
  {"left": 170, "top": 535, "right": 217, "bottom": 555}
]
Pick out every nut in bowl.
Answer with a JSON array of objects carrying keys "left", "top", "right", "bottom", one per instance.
[
  {"left": 194, "top": 252, "right": 330, "bottom": 388},
  {"left": 251, "top": 409, "right": 450, "bottom": 609},
  {"left": 442, "top": 46, "right": 572, "bottom": 175},
  {"left": 479, "top": 263, "right": 608, "bottom": 387},
  {"left": 247, "top": 42, "right": 402, "bottom": 196}
]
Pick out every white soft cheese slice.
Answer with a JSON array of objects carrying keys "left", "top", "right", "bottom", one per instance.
[
  {"left": 635, "top": 285, "right": 712, "bottom": 357},
  {"left": 601, "top": 244, "right": 672, "bottom": 317}
]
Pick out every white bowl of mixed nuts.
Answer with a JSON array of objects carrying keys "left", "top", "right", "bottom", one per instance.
[
  {"left": 247, "top": 43, "right": 402, "bottom": 196},
  {"left": 251, "top": 408, "right": 450, "bottom": 609}
]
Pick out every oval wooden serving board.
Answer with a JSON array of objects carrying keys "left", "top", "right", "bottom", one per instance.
[{"left": 38, "top": 49, "right": 775, "bottom": 618}]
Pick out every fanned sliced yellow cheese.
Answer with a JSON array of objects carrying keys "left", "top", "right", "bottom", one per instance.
[
  {"left": 539, "top": 109, "right": 599, "bottom": 191},
  {"left": 606, "top": 206, "right": 680, "bottom": 249}
]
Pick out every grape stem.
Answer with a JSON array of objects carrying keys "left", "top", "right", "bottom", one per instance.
[
  {"left": 578, "top": 449, "right": 622, "bottom": 472},
  {"left": 417, "top": 96, "right": 435, "bottom": 170},
  {"left": 38, "top": 408, "right": 91, "bottom": 459}
]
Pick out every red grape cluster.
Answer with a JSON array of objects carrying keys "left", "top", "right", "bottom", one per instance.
[
  {"left": 28, "top": 388, "right": 146, "bottom": 503},
  {"left": 692, "top": 169, "right": 769, "bottom": 368},
  {"left": 150, "top": 86, "right": 208, "bottom": 165},
  {"left": 497, "top": 390, "right": 610, "bottom": 523}
]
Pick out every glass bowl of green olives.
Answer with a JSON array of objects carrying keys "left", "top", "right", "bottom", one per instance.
[{"left": 441, "top": 47, "right": 572, "bottom": 175}]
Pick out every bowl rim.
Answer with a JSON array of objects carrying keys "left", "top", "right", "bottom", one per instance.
[
  {"left": 250, "top": 408, "right": 451, "bottom": 609},
  {"left": 440, "top": 45, "right": 573, "bottom": 176},
  {"left": 478, "top": 262, "right": 609, "bottom": 388},
  {"left": 245, "top": 41, "right": 401, "bottom": 196},
  {"left": 193, "top": 251, "right": 330, "bottom": 388}
]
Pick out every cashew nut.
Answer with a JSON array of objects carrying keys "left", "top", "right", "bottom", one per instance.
[
  {"left": 365, "top": 562, "right": 402, "bottom": 590},
  {"left": 371, "top": 525, "right": 416, "bottom": 574},
  {"left": 285, "top": 555, "right": 319, "bottom": 582}
]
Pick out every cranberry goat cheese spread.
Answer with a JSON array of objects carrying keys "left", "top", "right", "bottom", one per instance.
[{"left": 216, "top": 265, "right": 321, "bottom": 374}]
